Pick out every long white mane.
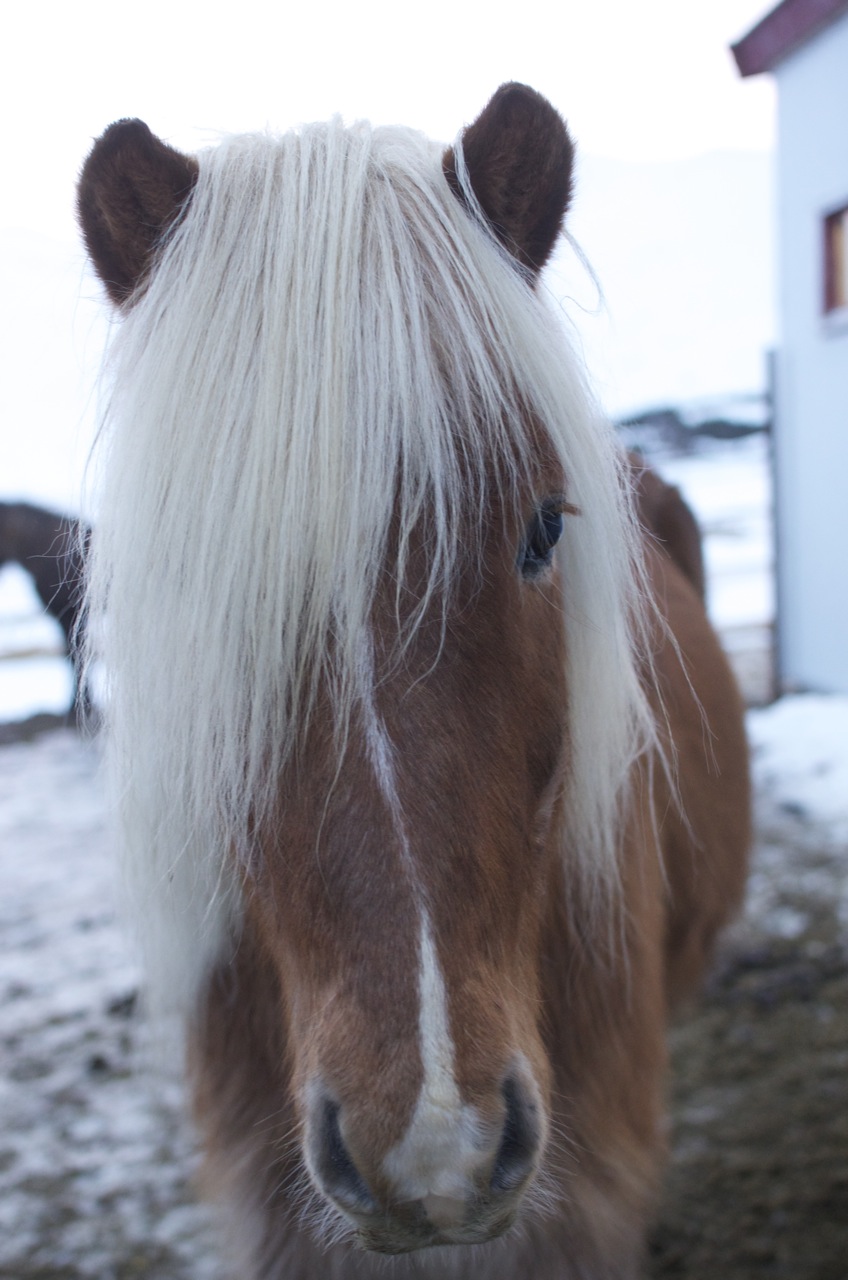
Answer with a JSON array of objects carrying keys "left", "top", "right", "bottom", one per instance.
[{"left": 87, "top": 118, "right": 657, "bottom": 1012}]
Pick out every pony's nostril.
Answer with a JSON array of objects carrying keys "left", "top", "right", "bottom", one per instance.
[
  {"left": 490, "top": 1075, "right": 542, "bottom": 1194},
  {"left": 314, "top": 1099, "right": 376, "bottom": 1214}
]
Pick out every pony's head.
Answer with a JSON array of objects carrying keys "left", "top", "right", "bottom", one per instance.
[{"left": 79, "top": 85, "right": 655, "bottom": 1253}]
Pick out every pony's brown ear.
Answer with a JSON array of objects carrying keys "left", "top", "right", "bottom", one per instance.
[
  {"left": 444, "top": 83, "right": 574, "bottom": 277},
  {"left": 78, "top": 119, "right": 199, "bottom": 306}
]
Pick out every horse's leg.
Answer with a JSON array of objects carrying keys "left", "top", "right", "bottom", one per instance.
[
  {"left": 649, "top": 547, "right": 751, "bottom": 1005},
  {"left": 530, "top": 788, "right": 669, "bottom": 1278}
]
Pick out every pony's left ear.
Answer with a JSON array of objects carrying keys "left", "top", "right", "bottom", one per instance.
[
  {"left": 78, "top": 119, "right": 199, "bottom": 306},
  {"left": 444, "top": 83, "right": 574, "bottom": 278}
]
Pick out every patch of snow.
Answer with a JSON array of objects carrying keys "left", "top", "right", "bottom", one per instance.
[
  {"left": 0, "top": 564, "right": 67, "bottom": 656},
  {"left": 0, "top": 567, "right": 74, "bottom": 718},
  {"left": 0, "top": 655, "right": 73, "bottom": 719},
  {"left": 748, "top": 694, "right": 848, "bottom": 839}
]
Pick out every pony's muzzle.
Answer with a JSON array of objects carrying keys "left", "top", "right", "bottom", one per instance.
[{"left": 306, "top": 1073, "right": 544, "bottom": 1251}]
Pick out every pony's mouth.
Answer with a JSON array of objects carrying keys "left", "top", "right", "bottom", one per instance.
[{"left": 353, "top": 1196, "right": 519, "bottom": 1254}]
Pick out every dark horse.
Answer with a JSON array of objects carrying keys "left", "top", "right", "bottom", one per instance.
[
  {"left": 0, "top": 501, "right": 89, "bottom": 716},
  {"left": 79, "top": 84, "right": 750, "bottom": 1277}
]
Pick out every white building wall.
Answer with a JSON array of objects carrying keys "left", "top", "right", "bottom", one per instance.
[{"left": 774, "top": 11, "right": 848, "bottom": 692}]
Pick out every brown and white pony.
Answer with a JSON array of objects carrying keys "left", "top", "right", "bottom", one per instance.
[{"left": 78, "top": 84, "right": 750, "bottom": 1278}]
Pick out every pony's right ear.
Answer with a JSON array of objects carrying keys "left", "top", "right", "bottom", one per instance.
[
  {"left": 444, "top": 83, "right": 574, "bottom": 279},
  {"left": 77, "top": 119, "right": 198, "bottom": 306}
]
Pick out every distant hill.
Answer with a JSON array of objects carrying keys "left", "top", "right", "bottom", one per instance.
[{"left": 617, "top": 398, "right": 770, "bottom": 457}]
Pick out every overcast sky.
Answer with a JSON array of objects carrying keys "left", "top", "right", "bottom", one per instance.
[{"left": 5, "top": 0, "right": 773, "bottom": 244}]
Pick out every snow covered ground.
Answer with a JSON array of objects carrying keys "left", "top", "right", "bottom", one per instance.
[
  {"left": 2, "top": 435, "right": 847, "bottom": 1276},
  {"left": 749, "top": 695, "right": 848, "bottom": 845},
  {"left": 0, "top": 730, "right": 222, "bottom": 1278}
]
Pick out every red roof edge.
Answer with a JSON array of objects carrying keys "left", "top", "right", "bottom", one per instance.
[{"left": 732, "top": 0, "right": 848, "bottom": 75}]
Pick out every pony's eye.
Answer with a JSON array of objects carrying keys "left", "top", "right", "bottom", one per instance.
[{"left": 519, "top": 504, "right": 564, "bottom": 578}]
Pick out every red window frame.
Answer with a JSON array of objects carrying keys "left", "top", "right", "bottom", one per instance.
[{"left": 824, "top": 204, "right": 848, "bottom": 312}]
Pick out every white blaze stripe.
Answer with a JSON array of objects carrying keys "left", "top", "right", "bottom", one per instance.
[
  {"left": 382, "top": 913, "right": 482, "bottom": 1201},
  {"left": 417, "top": 911, "right": 459, "bottom": 1109},
  {"left": 357, "top": 638, "right": 482, "bottom": 1200}
]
